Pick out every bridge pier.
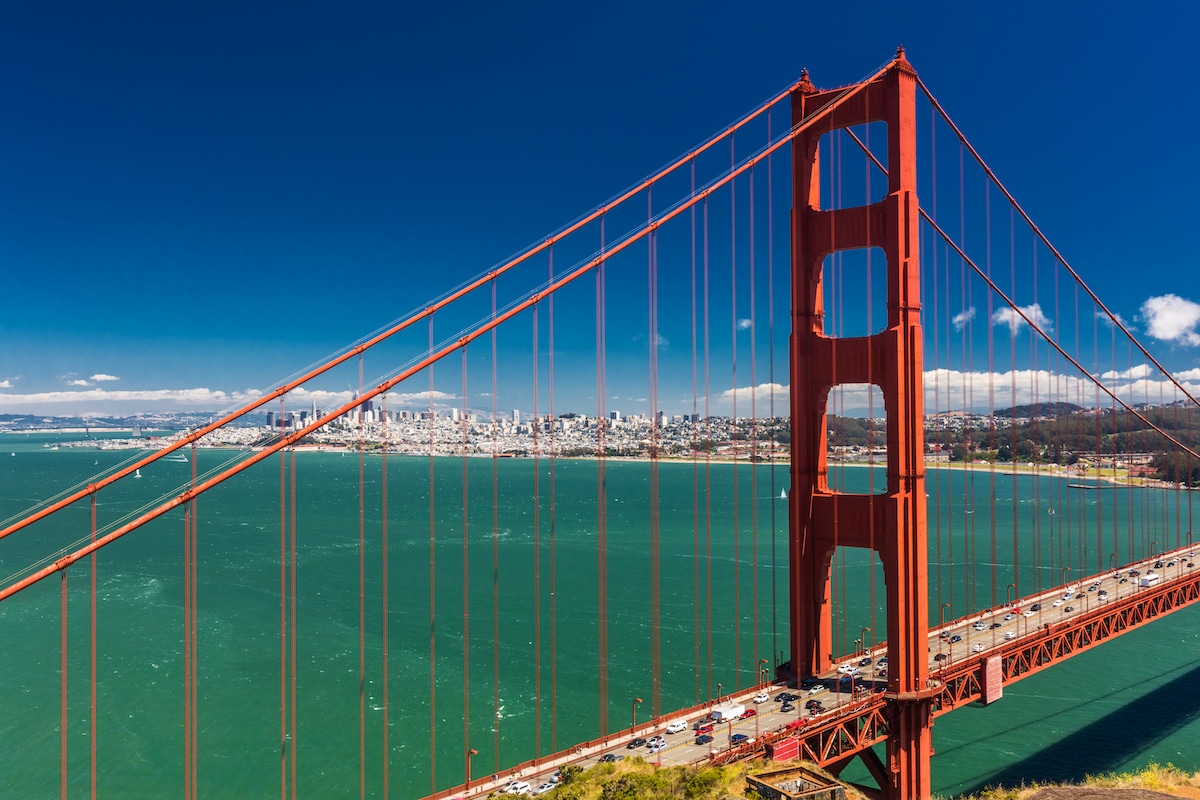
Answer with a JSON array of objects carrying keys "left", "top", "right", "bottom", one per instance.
[{"left": 789, "top": 50, "right": 932, "bottom": 800}]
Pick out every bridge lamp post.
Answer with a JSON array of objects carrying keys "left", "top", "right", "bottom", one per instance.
[
  {"left": 1061, "top": 566, "right": 1071, "bottom": 589},
  {"left": 631, "top": 697, "right": 643, "bottom": 734},
  {"left": 465, "top": 748, "right": 479, "bottom": 790},
  {"left": 1152, "top": 540, "right": 1159, "bottom": 557},
  {"left": 860, "top": 627, "right": 872, "bottom": 659},
  {"left": 760, "top": 658, "right": 769, "bottom": 691},
  {"left": 716, "top": 682, "right": 722, "bottom": 705},
  {"left": 1006, "top": 583, "right": 1016, "bottom": 610}
]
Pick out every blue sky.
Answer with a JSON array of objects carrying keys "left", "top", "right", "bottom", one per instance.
[{"left": 3, "top": 2, "right": 1200, "bottom": 418}]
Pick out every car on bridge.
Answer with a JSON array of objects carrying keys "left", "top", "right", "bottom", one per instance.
[
  {"left": 695, "top": 734, "right": 713, "bottom": 745},
  {"left": 950, "top": 635, "right": 962, "bottom": 643},
  {"left": 934, "top": 652, "right": 948, "bottom": 661},
  {"left": 646, "top": 736, "right": 665, "bottom": 748},
  {"left": 781, "top": 703, "right": 796, "bottom": 712},
  {"left": 505, "top": 780, "right": 531, "bottom": 795},
  {"left": 740, "top": 708, "right": 757, "bottom": 719},
  {"left": 665, "top": 720, "right": 687, "bottom": 734},
  {"left": 730, "top": 734, "right": 752, "bottom": 745},
  {"left": 1030, "top": 603, "right": 1041, "bottom": 611},
  {"left": 1005, "top": 631, "right": 1016, "bottom": 640},
  {"left": 533, "top": 782, "right": 556, "bottom": 795},
  {"left": 1053, "top": 599, "right": 1063, "bottom": 607},
  {"left": 599, "top": 754, "right": 624, "bottom": 763},
  {"left": 753, "top": 691, "right": 770, "bottom": 703},
  {"left": 626, "top": 737, "right": 646, "bottom": 749},
  {"left": 807, "top": 685, "right": 827, "bottom": 695}
]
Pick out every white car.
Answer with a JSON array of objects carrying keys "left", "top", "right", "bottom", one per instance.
[
  {"left": 533, "top": 783, "right": 556, "bottom": 795},
  {"left": 647, "top": 742, "right": 665, "bottom": 754},
  {"left": 506, "top": 781, "right": 531, "bottom": 795},
  {"left": 665, "top": 720, "right": 687, "bottom": 734},
  {"left": 1052, "top": 598, "right": 1064, "bottom": 607},
  {"left": 753, "top": 692, "right": 769, "bottom": 703},
  {"left": 1023, "top": 610, "right": 1035, "bottom": 617},
  {"left": 808, "top": 685, "right": 828, "bottom": 695},
  {"left": 972, "top": 643, "right": 984, "bottom": 653},
  {"left": 1004, "top": 631, "right": 1016, "bottom": 640},
  {"left": 1003, "top": 613, "right": 1016, "bottom": 621},
  {"left": 972, "top": 622, "right": 985, "bottom": 631}
]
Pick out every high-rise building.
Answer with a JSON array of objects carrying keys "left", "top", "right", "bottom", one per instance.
[
  {"left": 512, "top": 409, "right": 520, "bottom": 425},
  {"left": 266, "top": 411, "right": 275, "bottom": 428}
]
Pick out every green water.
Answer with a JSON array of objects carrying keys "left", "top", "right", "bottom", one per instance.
[{"left": 0, "top": 434, "right": 1197, "bottom": 798}]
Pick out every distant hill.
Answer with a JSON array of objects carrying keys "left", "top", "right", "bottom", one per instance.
[{"left": 993, "top": 402, "right": 1083, "bottom": 419}]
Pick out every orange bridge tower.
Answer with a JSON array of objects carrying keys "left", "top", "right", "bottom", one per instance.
[{"left": 788, "top": 50, "right": 932, "bottom": 800}]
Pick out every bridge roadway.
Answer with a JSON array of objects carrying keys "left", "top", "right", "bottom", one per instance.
[{"left": 428, "top": 542, "right": 1200, "bottom": 799}]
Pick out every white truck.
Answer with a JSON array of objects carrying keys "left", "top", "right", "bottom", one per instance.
[
  {"left": 711, "top": 702, "right": 745, "bottom": 721},
  {"left": 1140, "top": 573, "right": 1160, "bottom": 587}
]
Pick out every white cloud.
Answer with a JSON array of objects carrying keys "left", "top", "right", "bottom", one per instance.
[
  {"left": 952, "top": 307, "right": 976, "bottom": 332},
  {"left": 0, "top": 387, "right": 266, "bottom": 414},
  {"left": 1096, "top": 310, "right": 1131, "bottom": 330},
  {"left": 1174, "top": 368, "right": 1200, "bottom": 381},
  {"left": 90, "top": 373, "right": 120, "bottom": 382},
  {"left": 0, "top": 379, "right": 12, "bottom": 389},
  {"left": 737, "top": 318, "right": 752, "bottom": 330},
  {"left": 1140, "top": 294, "right": 1200, "bottom": 346},
  {"left": 717, "top": 382, "right": 788, "bottom": 407},
  {"left": 992, "top": 303, "right": 1052, "bottom": 335},
  {"left": 67, "top": 379, "right": 91, "bottom": 387},
  {"left": 1098, "top": 364, "right": 1153, "bottom": 381}
]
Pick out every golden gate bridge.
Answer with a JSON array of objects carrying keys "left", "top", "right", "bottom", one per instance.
[{"left": 3, "top": 50, "right": 1200, "bottom": 800}]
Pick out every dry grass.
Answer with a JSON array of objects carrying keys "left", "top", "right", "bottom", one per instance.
[{"left": 950, "top": 764, "right": 1200, "bottom": 800}]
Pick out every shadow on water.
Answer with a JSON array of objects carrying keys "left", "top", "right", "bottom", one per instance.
[{"left": 957, "top": 662, "right": 1200, "bottom": 794}]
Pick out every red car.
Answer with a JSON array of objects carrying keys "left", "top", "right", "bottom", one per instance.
[
  {"left": 740, "top": 708, "right": 757, "bottom": 719},
  {"left": 695, "top": 723, "right": 714, "bottom": 734}
]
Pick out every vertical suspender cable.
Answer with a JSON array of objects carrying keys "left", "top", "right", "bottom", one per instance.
[
  {"left": 90, "top": 493, "right": 97, "bottom": 800},
  {"left": 289, "top": 448, "right": 298, "bottom": 800},
  {"left": 730, "top": 134, "right": 741, "bottom": 689},
  {"left": 61, "top": 567, "right": 68, "bottom": 800},
  {"left": 749, "top": 166, "right": 759, "bottom": 681},
  {"left": 381, "top": 396, "right": 390, "bottom": 799},
  {"left": 381, "top": 393, "right": 391, "bottom": 796},
  {"left": 190, "top": 448, "right": 200, "bottom": 799},
  {"left": 648, "top": 189, "right": 662, "bottom": 716},
  {"left": 532, "top": 294, "right": 542, "bottom": 757},
  {"left": 930, "top": 106, "right": 942, "bottom": 622},
  {"left": 279, "top": 401, "right": 287, "bottom": 800},
  {"left": 461, "top": 349, "right": 471, "bottom": 774},
  {"left": 359, "top": 359, "right": 368, "bottom": 798},
  {"left": 596, "top": 215, "right": 609, "bottom": 736},
  {"left": 766, "top": 109, "right": 778, "bottom": 668},
  {"left": 491, "top": 278, "right": 501, "bottom": 767},
  {"left": 692, "top": 158, "right": 701, "bottom": 704},
  {"left": 427, "top": 316, "right": 438, "bottom": 790},
  {"left": 548, "top": 246, "right": 558, "bottom": 751},
  {"left": 278, "top": 400, "right": 288, "bottom": 800},
  {"left": 184, "top": 496, "right": 192, "bottom": 800},
  {"left": 703, "top": 197, "right": 713, "bottom": 702}
]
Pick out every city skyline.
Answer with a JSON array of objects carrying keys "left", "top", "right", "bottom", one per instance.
[{"left": 4, "top": 4, "right": 1200, "bottom": 417}]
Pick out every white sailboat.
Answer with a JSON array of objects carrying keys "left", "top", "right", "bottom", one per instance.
[
  {"left": 779, "top": 487, "right": 787, "bottom": 499},
  {"left": 135, "top": 469, "right": 142, "bottom": 478}
]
